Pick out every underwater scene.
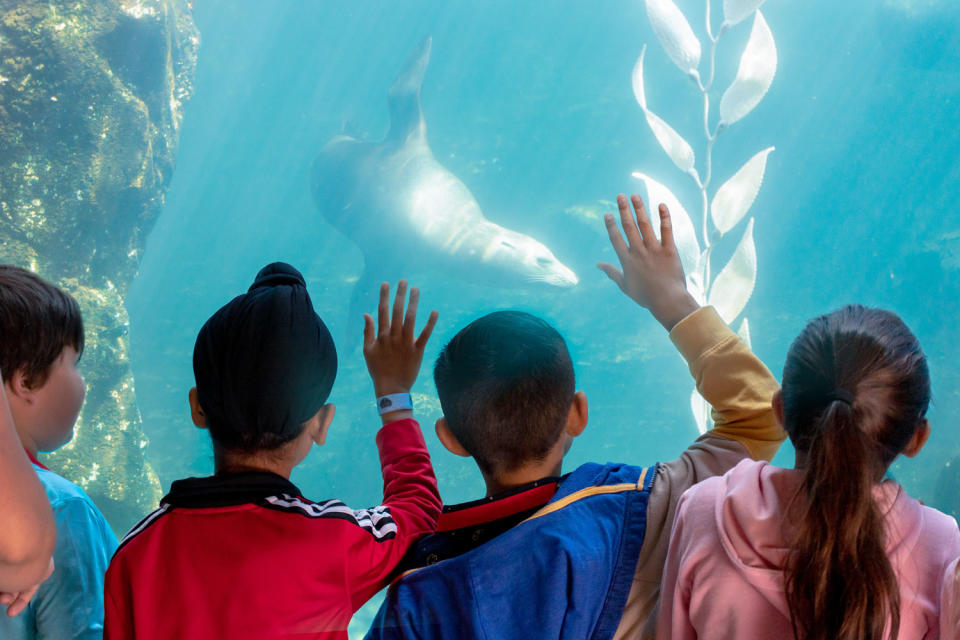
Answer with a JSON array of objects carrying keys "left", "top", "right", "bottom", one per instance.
[{"left": 2, "top": 0, "right": 959, "bottom": 634}]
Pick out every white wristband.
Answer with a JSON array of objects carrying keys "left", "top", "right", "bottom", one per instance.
[{"left": 377, "top": 393, "right": 413, "bottom": 415}]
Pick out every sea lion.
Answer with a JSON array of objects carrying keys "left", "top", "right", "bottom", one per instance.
[{"left": 310, "top": 38, "right": 577, "bottom": 325}]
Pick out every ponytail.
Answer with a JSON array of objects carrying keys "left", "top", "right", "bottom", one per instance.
[
  {"left": 781, "top": 305, "right": 930, "bottom": 640},
  {"left": 785, "top": 399, "right": 900, "bottom": 640}
]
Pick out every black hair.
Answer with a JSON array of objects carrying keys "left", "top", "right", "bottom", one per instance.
[
  {"left": 782, "top": 305, "right": 930, "bottom": 640},
  {"left": 0, "top": 265, "right": 84, "bottom": 388},
  {"left": 192, "top": 262, "right": 337, "bottom": 452},
  {"left": 433, "top": 310, "right": 575, "bottom": 475}
]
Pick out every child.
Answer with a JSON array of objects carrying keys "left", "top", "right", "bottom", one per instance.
[
  {"left": 658, "top": 306, "right": 960, "bottom": 639},
  {"left": 365, "top": 194, "right": 785, "bottom": 639},
  {"left": 0, "top": 381, "right": 55, "bottom": 616},
  {"left": 0, "top": 265, "right": 118, "bottom": 636},
  {"left": 104, "top": 263, "right": 441, "bottom": 639}
]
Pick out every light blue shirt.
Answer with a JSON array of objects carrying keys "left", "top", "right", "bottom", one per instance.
[{"left": 0, "top": 465, "right": 118, "bottom": 639}]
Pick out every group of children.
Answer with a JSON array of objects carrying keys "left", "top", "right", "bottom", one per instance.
[{"left": 0, "top": 193, "right": 957, "bottom": 639}]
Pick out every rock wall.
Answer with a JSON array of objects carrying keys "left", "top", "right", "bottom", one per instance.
[{"left": 0, "top": 0, "right": 199, "bottom": 532}]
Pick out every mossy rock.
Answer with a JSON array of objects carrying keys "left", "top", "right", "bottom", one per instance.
[{"left": 0, "top": 0, "right": 198, "bottom": 534}]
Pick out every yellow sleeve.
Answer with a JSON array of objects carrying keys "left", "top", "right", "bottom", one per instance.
[{"left": 669, "top": 306, "right": 785, "bottom": 461}]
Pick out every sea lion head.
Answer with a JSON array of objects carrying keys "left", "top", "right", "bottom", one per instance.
[{"left": 483, "top": 228, "right": 578, "bottom": 288}]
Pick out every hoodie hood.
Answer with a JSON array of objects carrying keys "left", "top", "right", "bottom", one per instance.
[{"left": 712, "top": 459, "right": 920, "bottom": 616}]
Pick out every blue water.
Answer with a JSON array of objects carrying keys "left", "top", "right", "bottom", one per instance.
[{"left": 127, "top": 0, "right": 960, "bottom": 544}]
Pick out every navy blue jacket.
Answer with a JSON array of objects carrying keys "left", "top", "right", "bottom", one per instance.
[{"left": 365, "top": 462, "right": 656, "bottom": 640}]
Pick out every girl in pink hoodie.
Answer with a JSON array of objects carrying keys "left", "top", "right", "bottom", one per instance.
[{"left": 658, "top": 305, "right": 960, "bottom": 640}]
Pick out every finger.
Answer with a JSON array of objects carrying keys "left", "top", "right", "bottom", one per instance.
[
  {"left": 391, "top": 280, "right": 407, "bottom": 339},
  {"left": 617, "top": 194, "right": 644, "bottom": 248},
  {"left": 603, "top": 214, "right": 629, "bottom": 261},
  {"left": 415, "top": 310, "right": 440, "bottom": 350},
  {"left": 6, "top": 590, "right": 31, "bottom": 617},
  {"left": 403, "top": 287, "right": 420, "bottom": 342},
  {"left": 631, "top": 194, "right": 657, "bottom": 250},
  {"left": 377, "top": 282, "right": 390, "bottom": 337},
  {"left": 596, "top": 262, "right": 626, "bottom": 292},
  {"left": 657, "top": 203, "right": 676, "bottom": 251},
  {"left": 362, "top": 314, "right": 375, "bottom": 350},
  {"left": 0, "top": 593, "right": 13, "bottom": 605}
]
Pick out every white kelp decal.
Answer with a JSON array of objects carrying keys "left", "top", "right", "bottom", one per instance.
[
  {"left": 723, "top": 0, "right": 768, "bottom": 27},
  {"left": 632, "top": 47, "right": 697, "bottom": 175},
  {"left": 645, "top": 0, "right": 702, "bottom": 78},
  {"left": 711, "top": 147, "right": 774, "bottom": 235},
  {"left": 720, "top": 12, "right": 778, "bottom": 126},
  {"left": 631, "top": 0, "right": 778, "bottom": 434},
  {"left": 708, "top": 218, "right": 756, "bottom": 324}
]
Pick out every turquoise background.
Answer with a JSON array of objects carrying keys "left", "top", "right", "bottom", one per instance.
[{"left": 124, "top": 0, "right": 959, "bottom": 551}]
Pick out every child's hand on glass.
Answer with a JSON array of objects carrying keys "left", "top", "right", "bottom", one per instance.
[
  {"left": 362, "top": 281, "right": 438, "bottom": 419},
  {"left": 598, "top": 194, "right": 699, "bottom": 330}
]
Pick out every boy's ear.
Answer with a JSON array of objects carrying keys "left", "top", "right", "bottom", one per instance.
[
  {"left": 188, "top": 387, "right": 207, "bottom": 429},
  {"left": 435, "top": 417, "right": 470, "bottom": 458},
  {"left": 310, "top": 404, "right": 336, "bottom": 446},
  {"left": 564, "top": 391, "right": 588, "bottom": 438},
  {"left": 5, "top": 370, "right": 36, "bottom": 404},
  {"left": 902, "top": 419, "right": 931, "bottom": 458},
  {"left": 772, "top": 389, "right": 784, "bottom": 428}
]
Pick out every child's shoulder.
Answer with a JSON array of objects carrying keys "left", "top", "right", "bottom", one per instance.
[
  {"left": 34, "top": 465, "right": 91, "bottom": 504},
  {"left": 34, "top": 465, "right": 108, "bottom": 522}
]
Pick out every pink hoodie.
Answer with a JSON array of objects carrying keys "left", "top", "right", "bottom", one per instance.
[{"left": 658, "top": 459, "right": 960, "bottom": 640}]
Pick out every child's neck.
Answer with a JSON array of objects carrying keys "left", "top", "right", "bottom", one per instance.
[
  {"left": 214, "top": 450, "right": 294, "bottom": 479},
  {"left": 482, "top": 458, "right": 564, "bottom": 498}
]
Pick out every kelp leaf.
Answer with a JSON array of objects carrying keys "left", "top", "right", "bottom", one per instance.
[
  {"left": 632, "top": 46, "right": 695, "bottom": 174},
  {"left": 707, "top": 218, "right": 757, "bottom": 323},
  {"left": 630, "top": 172, "right": 701, "bottom": 279},
  {"left": 719, "top": 11, "right": 777, "bottom": 126},
  {"left": 644, "top": 109, "right": 696, "bottom": 173},
  {"left": 687, "top": 271, "right": 706, "bottom": 306},
  {"left": 646, "top": 0, "right": 702, "bottom": 75},
  {"left": 723, "top": 0, "right": 767, "bottom": 26},
  {"left": 737, "top": 317, "right": 752, "bottom": 349},
  {"left": 632, "top": 46, "right": 648, "bottom": 109},
  {"left": 690, "top": 388, "right": 711, "bottom": 435},
  {"left": 711, "top": 147, "right": 774, "bottom": 235}
]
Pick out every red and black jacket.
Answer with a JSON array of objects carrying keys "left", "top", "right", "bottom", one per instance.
[{"left": 104, "top": 418, "right": 440, "bottom": 640}]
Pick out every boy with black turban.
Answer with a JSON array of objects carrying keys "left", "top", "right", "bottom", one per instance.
[{"left": 104, "top": 263, "right": 441, "bottom": 640}]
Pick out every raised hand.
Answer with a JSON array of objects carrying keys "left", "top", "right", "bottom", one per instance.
[
  {"left": 598, "top": 193, "right": 699, "bottom": 330},
  {"left": 362, "top": 281, "right": 439, "bottom": 403}
]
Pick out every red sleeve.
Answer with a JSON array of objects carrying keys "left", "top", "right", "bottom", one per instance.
[{"left": 347, "top": 418, "right": 441, "bottom": 608}]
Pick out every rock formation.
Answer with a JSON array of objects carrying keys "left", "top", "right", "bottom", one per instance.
[{"left": 0, "top": 0, "right": 199, "bottom": 532}]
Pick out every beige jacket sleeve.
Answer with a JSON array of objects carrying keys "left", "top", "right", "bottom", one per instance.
[{"left": 612, "top": 306, "right": 785, "bottom": 640}]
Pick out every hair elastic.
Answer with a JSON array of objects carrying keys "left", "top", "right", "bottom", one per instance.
[
  {"left": 825, "top": 387, "right": 855, "bottom": 406},
  {"left": 377, "top": 393, "right": 413, "bottom": 415}
]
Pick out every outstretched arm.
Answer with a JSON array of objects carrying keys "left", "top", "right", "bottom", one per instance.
[
  {"left": 599, "top": 192, "right": 781, "bottom": 459},
  {"left": 0, "top": 377, "right": 56, "bottom": 609},
  {"left": 599, "top": 194, "right": 782, "bottom": 639},
  {"left": 348, "top": 282, "right": 442, "bottom": 609}
]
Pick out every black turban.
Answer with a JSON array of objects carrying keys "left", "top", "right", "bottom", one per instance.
[{"left": 192, "top": 262, "right": 337, "bottom": 451}]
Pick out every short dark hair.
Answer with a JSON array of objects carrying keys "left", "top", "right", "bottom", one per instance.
[
  {"left": 434, "top": 310, "right": 575, "bottom": 475},
  {"left": 0, "top": 265, "right": 84, "bottom": 388},
  {"left": 193, "top": 263, "right": 337, "bottom": 453}
]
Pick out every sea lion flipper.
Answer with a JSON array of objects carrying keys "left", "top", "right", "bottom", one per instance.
[{"left": 386, "top": 37, "right": 432, "bottom": 146}]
